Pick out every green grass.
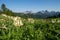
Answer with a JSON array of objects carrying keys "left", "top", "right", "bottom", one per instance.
[{"left": 0, "top": 14, "right": 60, "bottom": 40}]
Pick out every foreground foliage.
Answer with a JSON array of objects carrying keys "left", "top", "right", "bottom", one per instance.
[{"left": 0, "top": 14, "right": 60, "bottom": 40}]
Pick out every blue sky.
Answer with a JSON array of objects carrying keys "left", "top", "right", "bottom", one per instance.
[{"left": 0, "top": 0, "right": 60, "bottom": 12}]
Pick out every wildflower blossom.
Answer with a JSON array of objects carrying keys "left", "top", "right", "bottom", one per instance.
[
  {"left": 28, "top": 18, "right": 35, "bottom": 23},
  {"left": 13, "top": 17, "right": 23, "bottom": 27},
  {"left": 51, "top": 19, "right": 56, "bottom": 23},
  {"left": 1, "top": 14, "right": 7, "bottom": 17},
  {"left": 0, "top": 24, "right": 7, "bottom": 29}
]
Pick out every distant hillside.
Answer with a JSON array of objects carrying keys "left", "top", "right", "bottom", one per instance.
[{"left": 13, "top": 10, "right": 60, "bottom": 19}]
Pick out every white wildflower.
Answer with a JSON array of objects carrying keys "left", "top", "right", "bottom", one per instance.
[
  {"left": 13, "top": 16, "right": 23, "bottom": 27},
  {"left": 0, "top": 24, "right": 7, "bottom": 29},
  {"left": 51, "top": 19, "right": 56, "bottom": 23},
  {"left": 28, "top": 18, "right": 35, "bottom": 23},
  {"left": 1, "top": 14, "right": 7, "bottom": 17},
  {"left": 10, "top": 16, "right": 14, "bottom": 19}
]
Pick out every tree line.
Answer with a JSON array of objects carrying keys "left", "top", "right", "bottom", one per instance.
[{"left": 0, "top": 4, "right": 14, "bottom": 16}]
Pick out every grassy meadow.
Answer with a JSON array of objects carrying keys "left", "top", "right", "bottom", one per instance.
[{"left": 0, "top": 14, "right": 60, "bottom": 40}]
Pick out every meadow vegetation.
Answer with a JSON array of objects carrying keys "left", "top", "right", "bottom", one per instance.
[
  {"left": 0, "top": 14, "right": 60, "bottom": 40},
  {"left": 0, "top": 4, "right": 60, "bottom": 40}
]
